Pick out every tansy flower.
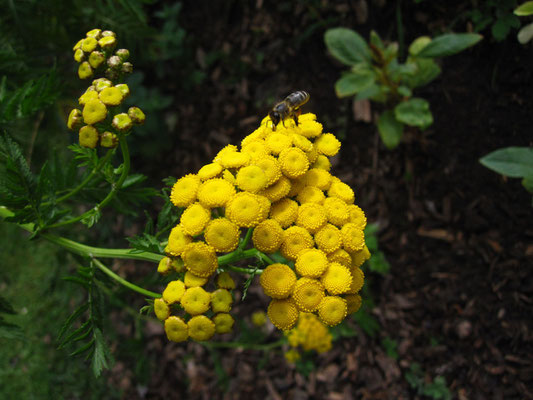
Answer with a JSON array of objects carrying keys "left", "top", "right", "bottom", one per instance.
[
  {"left": 298, "top": 112, "right": 317, "bottom": 122},
  {"left": 304, "top": 168, "right": 332, "bottom": 191},
  {"left": 291, "top": 277, "right": 325, "bottom": 312},
  {"left": 285, "top": 349, "right": 301, "bottom": 363},
  {"left": 295, "top": 248, "right": 328, "bottom": 277},
  {"left": 216, "top": 271, "right": 236, "bottom": 290},
  {"left": 88, "top": 51, "right": 105, "bottom": 68},
  {"left": 279, "top": 147, "right": 310, "bottom": 179},
  {"left": 213, "top": 313, "right": 235, "bottom": 334},
  {"left": 78, "top": 125, "right": 99, "bottom": 148},
  {"left": 197, "top": 163, "right": 223, "bottom": 180},
  {"left": 180, "top": 203, "right": 211, "bottom": 236},
  {"left": 305, "top": 146, "right": 319, "bottom": 164},
  {"left": 296, "top": 203, "right": 327, "bottom": 233},
  {"left": 341, "top": 223, "right": 365, "bottom": 253},
  {"left": 255, "top": 194, "right": 271, "bottom": 221},
  {"left": 287, "top": 176, "right": 307, "bottom": 198},
  {"left": 222, "top": 169, "right": 236, "bottom": 184},
  {"left": 93, "top": 78, "right": 112, "bottom": 92},
  {"left": 162, "top": 280, "right": 186, "bottom": 304},
  {"left": 211, "top": 289, "right": 233, "bottom": 313},
  {"left": 321, "top": 262, "right": 352, "bottom": 295},
  {"left": 226, "top": 192, "right": 266, "bottom": 227},
  {"left": 154, "top": 298, "right": 170, "bottom": 321},
  {"left": 254, "top": 156, "right": 282, "bottom": 186},
  {"left": 323, "top": 197, "right": 350, "bottom": 227},
  {"left": 286, "top": 312, "right": 332, "bottom": 353},
  {"left": 181, "top": 242, "right": 218, "bottom": 277},
  {"left": 74, "top": 49, "right": 85, "bottom": 63},
  {"left": 180, "top": 286, "right": 211, "bottom": 315},
  {"left": 86, "top": 29, "right": 102, "bottom": 38},
  {"left": 170, "top": 174, "right": 200, "bottom": 207},
  {"left": 218, "top": 150, "right": 250, "bottom": 169},
  {"left": 296, "top": 186, "right": 325, "bottom": 204},
  {"left": 348, "top": 204, "right": 367, "bottom": 229},
  {"left": 165, "top": 316, "right": 189, "bottom": 342},
  {"left": 347, "top": 267, "right": 365, "bottom": 294},
  {"left": 241, "top": 126, "right": 267, "bottom": 147},
  {"left": 345, "top": 294, "right": 362, "bottom": 314},
  {"left": 67, "top": 109, "right": 83, "bottom": 130},
  {"left": 314, "top": 224, "right": 342, "bottom": 254},
  {"left": 314, "top": 133, "right": 341, "bottom": 157},
  {"left": 213, "top": 144, "right": 238, "bottom": 162},
  {"left": 252, "top": 219, "right": 284, "bottom": 253},
  {"left": 328, "top": 180, "right": 355, "bottom": 204},
  {"left": 78, "top": 61, "right": 93, "bottom": 79},
  {"left": 265, "top": 132, "right": 292, "bottom": 155},
  {"left": 128, "top": 106, "right": 145, "bottom": 124},
  {"left": 98, "top": 35, "right": 117, "bottom": 50},
  {"left": 188, "top": 315, "right": 215, "bottom": 341},
  {"left": 267, "top": 298, "right": 299, "bottom": 330},
  {"left": 313, "top": 155, "right": 331, "bottom": 171},
  {"left": 197, "top": 178, "right": 236, "bottom": 208},
  {"left": 259, "top": 263, "right": 297, "bottom": 299},
  {"left": 236, "top": 165, "right": 268, "bottom": 193},
  {"left": 251, "top": 310, "right": 267, "bottom": 327},
  {"left": 350, "top": 245, "right": 371, "bottom": 268},
  {"left": 297, "top": 119, "right": 323, "bottom": 138},
  {"left": 290, "top": 133, "right": 313, "bottom": 152},
  {"left": 81, "top": 37, "right": 98, "bottom": 52},
  {"left": 258, "top": 176, "right": 291, "bottom": 203},
  {"left": 82, "top": 99, "right": 107, "bottom": 124},
  {"left": 327, "top": 248, "right": 352, "bottom": 267},
  {"left": 157, "top": 257, "right": 173, "bottom": 275},
  {"left": 78, "top": 89, "right": 99, "bottom": 105},
  {"left": 280, "top": 226, "right": 314, "bottom": 260},
  {"left": 270, "top": 198, "right": 298, "bottom": 228},
  {"left": 99, "top": 86, "right": 123, "bottom": 106},
  {"left": 100, "top": 131, "right": 118, "bottom": 148},
  {"left": 184, "top": 271, "right": 209, "bottom": 287},
  {"left": 241, "top": 139, "right": 269, "bottom": 159},
  {"left": 115, "top": 83, "right": 130, "bottom": 98},
  {"left": 112, "top": 113, "right": 132, "bottom": 132},
  {"left": 204, "top": 218, "right": 240, "bottom": 252},
  {"left": 165, "top": 225, "right": 192, "bottom": 256},
  {"left": 318, "top": 296, "right": 347, "bottom": 326}
]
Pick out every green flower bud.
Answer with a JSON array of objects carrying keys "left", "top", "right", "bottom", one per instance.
[
  {"left": 128, "top": 107, "right": 145, "bottom": 125},
  {"left": 78, "top": 61, "right": 93, "bottom": 79},
  {"left": 83, "top": 99, "right": 107, "bottom": 124},
  {"left": 67, "top": 109, "right": 84, "bottom": 130},
  {"left": 100, "top": 131, "right": 118, "bottom": 148},
  {"left": 74, "top": 49, "right": 85, "bottom": 63},
  {"left": 105, "top": 68, "right": 120, "bottom": 81},
  {"left": 115, "top": 84, "right": 130, "bottom": 98},
  {"left": 73, "top": 39, "right": 83, "bottom": 51},
  {"left": 79, "top": 125, "right": 99, "bottom": 148},
  {"left": 93, "top": 78, "right": 112, "bottom": 92},
  {"left": 107, "top": 55, "right": 122, "bottom": 69},
  {"left": 121, "top": 62, "right": 133, "bottom": 74},
  {"left": 98, "top": 36, "right": 116, "bottom": 51},
  {"left": 99, "top": 86, "right": 124, "bottom": 106},
  {"left": 88, "top": 51, "right": 105, "bottom": 69},
  {"left": 112, "top": 113, "right": 132, "bottom": 132},
  {"left": 81, "top": 37, "right": 98, "bottom": 53},
  {"left": 115, "top": 48, "right": 130, "bottom": 62},
  {"left": 86, "top": 29, "right": 102, "bottom": 39}
]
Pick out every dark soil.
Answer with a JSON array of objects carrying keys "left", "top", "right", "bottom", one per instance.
[{"left": 116, "top": 1, "right": 533, "bottom": 399}]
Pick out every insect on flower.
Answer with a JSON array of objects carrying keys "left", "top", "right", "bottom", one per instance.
[{"left": 269, "top": 90, "right": 310, "bottom": 130}]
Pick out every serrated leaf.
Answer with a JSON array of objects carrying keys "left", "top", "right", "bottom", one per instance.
[
  {"left": 324, "top": 28, "right": 371, "bottom": 66},
  {"left": 416, "top": 33, "right": 482, "bottom": 58},
  {"left": 62, "top": 275, "right": 90, "bottom": 289},
  {"left": 81, "top": 208, "right": 101, "bottom": 227},
  {"left": 377, "top": 110, "right": 404, "bottom": 149},
  {"left": 0, "top": 320, "right": 24, "bottom": 340},
  {"left": 69, "top": 338, "right": 95, "bottom": 357},
  {"left": 58, "top": 320, "right": 92, "bottom": 348},
  {"left": 92, "top": 327, "right": 113, "bottom": 377},
  {"left": 57, "top": 303, "right": 89, "bottom": 342},
  {"left": 480, "top": 147, "right": 533, "bottom": 178},
  {"left": 0, "top": 295, "right": 16, "bottom": 314},
  {"left": 515, "top": 1, "right": 533, "bottom": 16},
  {"left": 335, "top": 70, "right": 375, "bottom": 97},
  {"left": 394, "top": 98, "right": 433, "bottom": 128}
]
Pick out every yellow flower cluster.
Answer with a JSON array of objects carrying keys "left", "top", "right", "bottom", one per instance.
[
  {"left": 160, "top": 111, "right": 369, "bottom": 343},
  {"left": 67, "top": 29, "right": 145, "bottom": 148},
  {"left": 285, "top": 312, "right": 332, "bottom": 361}
]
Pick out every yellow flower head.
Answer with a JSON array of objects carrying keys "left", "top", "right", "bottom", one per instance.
[
  {"left": 341, "top": 223, "right": 365, "bottom": 253},
  {"left": 254, "top": 156, "right": 282, "bottom": 186},
  {"left": 162, "top": 280, "right": 186, "bottom": 304},
  {"left": 256, "top": 194, "right": 271, "bottom": 221},
  {"left": 280, "top": 226, "right": 314, "bottom": 260},
  {"left": 328, "top": 180, "right": 355, "bottom": 204},
  {"left": 226, "top": 192, "right": 266, "bottom": 227},
  {"left": 241, "top": 139, "right": 269, "bottom": 159},
  {"left": 267, "top": 298, "right": 299, "bottom": 330},
  {"left": 305, "top": 146, "right": 319, "bottom": 164},
  {"left": 204, "top": 218, "right": 240, "bottom": 253},
  {"left": 82, "top": 99, "right": 107, "bottom": 125},
  {"left": 67, "top": 108, "right": 83, "bottom": 130},
  {"left": 287, "top": 176, "right": 307, "bottom": 198},
  {"left": 188, "top": 315, "right": 215, "bottom": 341},
  {"left": 86, "top": 29, "right": 102, "bottom": 39},
  {"left": 270, "top": 198, "right": 298, "bottom": 228},
  {"left": 98, "top": 35, "right": 117, "bottom": 51},
  {"left": 321, "top": 262, "right": 352, "bottom": 295},
  {"left": 315, "top": 133, "right": 341, "bottom": 157},
  {"left": 170, "top": 174, "right": 200, "bottom": 207},
  {"left": 318, "top": 296, "right": 347, "bottom": 326},
  {"left": 252, "top": 219, "right": 284, "bottom": 253},
  {"left": 296, "top": 185, "right": 325, "bottom": 204},
  {"left": 291, "top": 277, "right": 325, "bottom": 312},
  {"left": 100, "top": 131, "right": 118, "bottom": 148},
  {"left": 314, "top": 224, "right": 342, "bottom": 254},
  {"left": 296, "top": 203, "right": 327, "bottom": 233},
  {"left": 197, "top": 178, "right": 236, "bottom": 208},
  {"left": 112, "top": 113, "right": 132, "bottom": 132},
  {"left": 291, "top": 133, "right": 313, "bottom": 152},
  {"left": 350, "top": 245, "right": 371, "bottom": 268},
  {"left": 323, "top": 197, "right": 350, "bottom": 227},
  {"left": 295, "top": 248, "right": 328, "bottom": 278},
  {"left": 180, "top": 286, "right": 211, "bottom": 315},
  {"left": 182, "top": 242, "right": 218, "bottom": 278},
  {"left": 242, "top": 126, "right": 267, "bottom": 146},
  {"left": 304, "top": 168, "right": 332, "bottom": 191},
  {"left": 279, "top": 147, "right": 310, "bottom": 179},
  {"left": 180, "top": 203, "right": 211, "bottom": 236},
  {"left": 327, "top": 248, "right": 352, "bottom": 267},
  {"left": 211, "top": 288, "right": 233, "bottom": 313},
  {"left": 197, "top": 163, "right": 223, "bottom": 180},
  {"left": 78, "top": 125, "right": 99, "bottom": 149},
  {"left": 184, "top": 271, "right": 209, "bottom": 287},
  {"left": 154, "top": 298, "right": 170, "bottom": 321},
  {"left": 157, "top": 256, "right": 173, "bottom": 275},
  {"left": 259, "top": 263, "right": 297, "bottom": 299},
  {"left": 99, "top": 86, "right": 124, "bottom": 106},
  {"left": 93, "top": 78, "right": 112, "bottom": 92},
  {"left": 213, "top": 313, "right": 235, "bottom": 334},
  {"left": 88, "top": 51, "right": 105, "bottom": 68},
  {"left": 297, "top": 119, "right": 323, "bottom": 138},
  {"left": 222, "top": 169, "right": 236, "bottom": 184},
  {"left": 81, "top": 37, "right": 98, "bottom": 53},
  {"left": 165, "top": 316, "right": 189, "bottom": 342},
  {"left": 258, "top": 176, "right": 291, "bottom": 203},
  {"left": 287, "top": 312, "right": 332, "bottom": 353},
  {"left": 78, "top": 89, "right": 99, "bottom": 105},
  {"left": 313, "top": 155, "right": 331, "bottom": 171},
  {"left": 265, "top": 132, "right": 292, "bottom": 155},
  {"left": 216, "top": 271, "right": 236, "bottom": 290},
  {"left": 128, "top": 106, "right": 145, "bottom": 125},
  {"left": 236, "top": 165, "right": 268, "bottom": 193},
  {"left": 348, "top": 204, "right": 367, "bottom": 229},
  {"left": 345, "top": 293, "right": 362, "bottom": 314},
  {"left": 115, "top": 83, "right": 130, "bottom": 98},
  {"left": 78, "top": 61, "right": 93, "bottom": 79},
  {"left": 218, "top": 150, "right": 250, "bottom": 169},
  {"left": 347, "top": 267, "right": 365, "bottom": 294},
  {"left": 284, "top": 349, "right": 301, "bottom": 363},
  {"left": 165, "top": 225, "right": 192, "bottom": 256},
  {"left": 251, "top": 310, "right": 267, "bottom": 327}
]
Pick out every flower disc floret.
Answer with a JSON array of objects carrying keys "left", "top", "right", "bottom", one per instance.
[
  {"left": 323, "top": 197, "right": 350, "bottom": 226},
  {"left": 321, "top": 262, "right": 352, "bottom": 295},
  {"left": 252, "top": 219, "right": 284, "bottom": 253},
  {"left": 327, "top": 248, "right": 352, "bottom": 267},
  {"left": 82, "top": 99, "right": 107, "bottom": 124},
  {"left": 295, "top": 248, "right": 328, "bottom": 278},
  {"left": 267, "top": 299, "right": 299, "bottom": 330},
  {"left": 259, "top": 176, "right": 291, "bottom": 203},
  {"left": 328, "top": 180, "right": 355, "bottom": 204},
  {"left": 184, "top": 271, "right": 209, "bottom": 287},
  {"left": 265, "top": 132, "right": 292, "bottom": 155},
  {"left": 99, "top": 86, "right": 124, "bottom": 106},
  {"left": 236, "top": 165, "right": 268, "bottom": 193},
  {"left": 318, "top": 296, "right": 347, "bottom": 326},
  {"left": 204, "top": 218, "right": 240, "bottom": 252},
  {"left": 78, "top": 125, "right": 99, "bottom": 148},
  {"left": 305, "top": 168, "right": 332, "bottom": 190},
  {"left": 341, "top": 223, "right": 365, "bottom": 253},
  {"left": 180, "top": 286, "right": 211, "bottom": 315},
  {"left": 270, "top": 198, "right": 298, "bottom": 228},
  {"left": 198, "top": 163, "right": 223, "bottom": 180},
  {"left": 296, "top": 203, "right": 327, "bottom": 233},
  {"left": 296, "top": 186, "right": 325, "bottom": 204},
  {"left": 180, "top": 203, "right": 211, "bottom": 236},
  {"left": 154, "top": 298, "right": 170, "bottom": 321},
  {"left": 280, "top": 226, "right": 314, "bottom": 260},
  {"left": 211, "top": 289, "right": 233, "bottom": 313},
  {"left": 182, "top": 242, "right": 218, "bottom": 278},
  {"left": 213, "top": 313, "right": 235, "bottom": 334},
  {"left": 291, "top": 277, "right": 325, "bottom": 312},
  {"left": 254, "top": 156, "right": 281, "bottom": 185},
  {"left": 226, "top": 192, "right": 266, "bottom": 227},
  {"left": 279, "top": 147, "right": 310, "bottom": 179},
  {"left": 165, "top": 316, "right": 188, "bottom": 342},
  {"left": 187, "top": 315, "right": 215, "bottom": 341},
  {"left": 314, "top": 224, "right": 342, "bottom": 254},
  {"left": 297, "top": 119, "right": 323, "bottom": 138},
  {"left": 162, "top": 280, "right": 186, "bottom": 304},
  {"left": 260, "top": 263, "right": 297, "bottom": 299},
  {"left": 170, "top": 174, "right": 200, "bottom": 207},
  {"left": 315, "top": 133, "right": 341, "bottom": 156},
  {"left": 198, "top": 178, "right": 236, "bottom": 208},
  {"left": 241, "top": 139, "right": 269, "bottom": 159},
  {"left": 165, "top": 225, "right": 192, "bottom": 256}
]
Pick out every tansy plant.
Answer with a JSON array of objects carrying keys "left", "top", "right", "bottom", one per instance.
[
  {"left": 0, "top": 29, "right": 369, "bottom": 375},
  {"left": 324, "top": 28, "right": 482, "bottom": 149}
]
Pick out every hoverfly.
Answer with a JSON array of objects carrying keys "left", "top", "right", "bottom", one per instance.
[{"left": 268, "top": 90, "right": 310, "bottom": 131}]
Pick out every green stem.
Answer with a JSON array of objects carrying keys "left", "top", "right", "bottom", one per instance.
[
  {"left": 224, "top": 265, "right": 262, "bottom": 275},
  {"left": 92, "top": 258, "right": 161, "bottom": 298},
  {"left": 239, "top": 227, "right": 254, "bottom": 250}
]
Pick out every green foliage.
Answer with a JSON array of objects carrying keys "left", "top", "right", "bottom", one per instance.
[
  {"left": 325, "top": 28, "right": 482, "bottom": 149},
  {"left": 465, "top": 0, "right": 520, "bottom": 42},
  {"left": 405, "top": 363, "right": 452, "bottom": 400},
  {"left": 480, "top": 146, "right": 533, "bottom": 205},
  {"left": 0, "top": 294, "right": 23, "bottom": 340},
  {"left": 382, "top": 337, "right": 399, "bottom": 360},
  {"left": 364, "top": 223, "right": 390, "bottom": 275}
]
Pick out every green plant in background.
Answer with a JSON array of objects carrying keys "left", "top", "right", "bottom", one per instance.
[
  {"left": 405, "top": 363, "right": 452, "bottom": 400},
  {"left": 464, "top": 0, "right": 520, "bottom": 41},
  {"left": 514, "top": 1, "right": 533, "bottom": 43},
  {"left": 324, "top": 28, "right": 482, "bottom": 149},
  {"left": 480, "top": 147, "right": 533, "bottom": 205}
]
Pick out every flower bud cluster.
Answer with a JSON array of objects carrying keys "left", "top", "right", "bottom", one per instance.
[
  {"left": 284, "top": 312, "right": 333, "bottom": 362},
  {"left": 67, "top": 29, "right": 145, "bottom": 148},
  {"left": 160, "top": 112, "right": 369, "bottom": 343}
]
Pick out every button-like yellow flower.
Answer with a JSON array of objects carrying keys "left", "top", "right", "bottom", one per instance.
[
  {"left": 188, "top": 315, "right": 215, "bottom": 341},
  {"left": 165, "top": 316, "right": 189, "bottom": 342},
  {"left": 297, "top": 119, "right": 323, "bottom": 138},
  {"left": 296, "top": 185, "right": 325, "bottom": 204},
  {"left": 88, "top": 51, "right": 105, "bottom": 68},
  {"left": 213, "top": 313, "right": 235, "bottom": 334},
  {"left": 128, "top": 106, "right": 146, "bottom": 125},
  {"left": 258, "top": 176, "right": 291, "bottom": 203},
  {"left": 180, "top": 286, "right": 211, "bottom": 315},
  {"left": 291, "top": 277, "right": 325, "bottom": 312},
  {"left": 327, "top": 248, "right": 352, "bottom": 267},
  {"left": 99, "top": 86, "right": 124, "bottom": 106},
  {"left": 318, "top": 296, "right": 347, "bottom": 326},
  {"left": 280, "top": 225, "right": 314, "bottom": 260},
  {"left": 241, "top": 139, "right": 269, "bottom": 159},
  {"left": 165, "top": 225, "right": 192, "bottom": 256},
  {"left": 251, "top": 310, "right": 267, "bottom": 327},
  {"left": 226, "top": 192, "right": 266, "bottom": 227},
  {"left": 78, "top": 61, "right": 93, "bottom": 79},
  {"left": 197, "top": 163, "right": 223, "bottom": 180},
  {"left": 78, "top": 89, "right": 99, "bottom": 105},
  {"left": 278, "top": 147, "right": 310, "bottom": 179},
  {"left": 98, "top": 35, "right": 117, "bottom": 50},
  {"left": 197, "top": 178, "right": 236, "bottom": 208},
  {"left": 252, "top": 219, "right": 284, "bottom": 253},
  {"left": 321, "top": 262, "right": 352, "bottom": 295},
  {"left": 304, "top": 168, "right": 332, "bottom": 190},
  {"left": 67, "top": 109, "right": 83, "bottom": 130},
  {"left": 211, "top": 289, "right": 233, "bottom": 313},
  {"left": 296, "top": 203, "right": 327, "bottom": 233},
  {"left": 323, "top": 197, "right": 350, "bottom": 227},
  {"left": 82, "top": 99, "right": 107, "bottom": 125},
  {"left": 181, "top": 242, "right": 218, "bottom": 278},
  {"left": 115, "top": 83, "right": 130, "bottom": 98},
  {"left": 328, "top": 180, "right": 355, "bottom": 204},
  {"left": 170, "top": 174, "right": 200, "bottom": 208},
  {"left": 347, "top": 267, "right": 365, "bottom": 294},
  {"left": 74, "top": 49, "right": 85, "bottom": 63},
  {"left": 345, "top": 293, "right": 362, "bottom": 314},
  {"left": 313, "top": 155, "right": 332, "bottom": 171},
  {"left": 112, "top": 113, "right": 132, "bottom": 132},
  {"left": 269, "top": 198, "right": 298, "bottom": 228},
  {"left": 295, "top": 248, "right": 328, "bottom": 278},
  {"left": 314, "top": 224, "right": 342, "bottom": 254},
  {"left": 180, "top": 203, "right": 211, "bottom": 236},
  {"left": 265, "top": 132, "right": 292, "bottom": 155},
  {"left": 204, "top": 218, "right": 240, "bottom": 252},
  {"left": 100, "top": 131, "right": 118, "bottom": 148},
  {"left": 260, "top": 263, "right": 297, "bottom": 299},
  {"left": 184, "top": 271, "right": 209, "bottom": 288},
  {"left": 153, "top": 298, "right": 170, "bottom": 321},
  {"left": 254, "top": 155, "right": 282, "bottom": 185},
  {"left": 236, "top": 165, "right": 268, "bottom": 193},
  {"left": 341, "top": 223, "right": 365, "bottom": 253},
  {"left": 216, "top": 271, "right": 236, "bottom": 290},
  {"left": 267, "top": 298, "right": 299, "bottom": 330},
  {"left": 315, "top": 133, "right": 341, "bottom": 157},
  {"left": 162, "top": 280, "right": 186, "bottom": 304},
  {"left": 81, "top": 37, "right": 98, "bottom": 53},
  {"left": 350, "top": 245, "right": 371, "bottom": 268},
  {"left": 78, "top": 125, "right": 99, "bottom": 148}
]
